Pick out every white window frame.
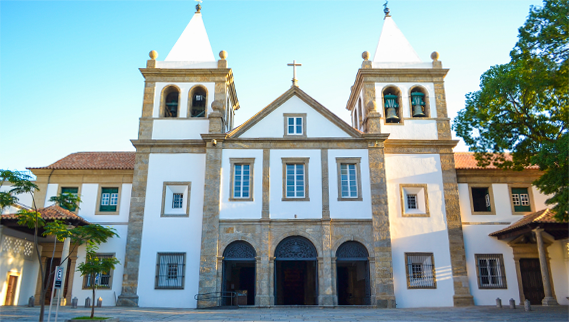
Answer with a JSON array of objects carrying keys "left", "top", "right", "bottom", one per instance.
[
  {"left": 229, "top": 158, "right": 255, "bottom": 201},
  {"left": 282, "top": 157, "right": 310, "bottom": 201},
  {"left": 335, "top": 157, "right": 363, "bottom": 201},
  {"left": 283, "top": 113, "right": 307, "bottom": 138},
  {"left": 475, "top": 254, "right": 507, "bottom": 289}
]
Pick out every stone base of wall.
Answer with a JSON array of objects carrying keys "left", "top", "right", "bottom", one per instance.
[
  {"left": 116, "top": 294, "right": 139, "bottom": 307},
  {"left": 453, "top": 295, "right": 474, "bottom": 306}
]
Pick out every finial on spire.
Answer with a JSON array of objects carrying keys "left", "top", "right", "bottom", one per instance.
[
  {"left": 287, "top": 60, "right": 302, "bottom": 87},
  {"left": 383, "top": 1, "right": 391, "bottom": 18},
  {"left": 195, "top": 0, "right": 202, "bottom": 13}
]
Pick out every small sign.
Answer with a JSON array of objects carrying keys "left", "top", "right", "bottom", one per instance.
[{"left": 54, "top": 266, "right": 64, "bottom": 289}]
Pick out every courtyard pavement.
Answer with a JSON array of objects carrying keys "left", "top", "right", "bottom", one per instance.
[{"left": 0, "top": 305, "right": 568, "bottom": 322}]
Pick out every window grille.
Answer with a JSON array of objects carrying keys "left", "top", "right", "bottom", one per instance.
[
  {"left": 406, "top": 253, "right": 436, "bottom": 289},
  {"left": 340, "top": 164, "right": 358, "bottom": 198},
  {"left": 233, "top": 164, "right": 250, "bottom": 198},
  {"left": 172, "top": 193, "right": 183, "bottom": 209},
  {"left": 83, "top": 254, "right": 114, "bottom": 289},
  {"left": 476, "top": 254, "right": 507, "bottom": 289},
  {"left": 286, "top": 164, "right": 305, "bottom": 198},
  {"left": 287, "top": 117, "right": 303, "bottom": 135},
  {"left": 156, "top": 253, "right": 185, "bottom": 289},
  {"left": 407, "top": 194, "right": 417, "bottom": 209}
]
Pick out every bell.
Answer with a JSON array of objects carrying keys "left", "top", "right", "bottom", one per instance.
[
  {"left": 384, "top": 94, "right": 400, "bottom": 123},
  {"left": 412, "top": 104, "right": 425, "bottom": 117},
  {"left": 386, "top": 107, "right": 399, "bottom": 122}
]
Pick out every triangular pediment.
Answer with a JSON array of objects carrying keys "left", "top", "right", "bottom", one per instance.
[{"left": 228, "top": 86, "right": 361, "bottom": 139}]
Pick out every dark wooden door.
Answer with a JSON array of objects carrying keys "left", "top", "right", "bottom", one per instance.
[
  {"left": 5, "top": 275, "right": 18, "bottom": 305},
  {"left": 520, "top": 258, "right": 545, "bottom": 305}
]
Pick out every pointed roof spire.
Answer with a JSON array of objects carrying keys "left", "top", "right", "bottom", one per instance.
[
  {"left": 164, "top": 1, "right": 215, "bottom": 62},
  {"left": 372, "top": 9, "right": 422, "bottom": 63}
]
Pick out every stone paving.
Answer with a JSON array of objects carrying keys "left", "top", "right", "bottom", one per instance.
[{"left": 0, "top": 305, "right": 568, "bottom": 322}]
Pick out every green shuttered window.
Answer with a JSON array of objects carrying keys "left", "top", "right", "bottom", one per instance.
[{"left": 100, "top": 188, "right": 119, "bottom": 212}]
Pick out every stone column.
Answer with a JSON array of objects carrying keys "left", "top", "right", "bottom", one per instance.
[
  {"left": 440, "top": 153, "right": 474, "bottom": 306},
  {"left": 269, "top": 257, "right": 275, "bottom": 305},
  {"left": 196, "top": 140, "right": 223, "bottom": 307},
  {"left": 331, "top": 257, "right": 338, "bottom": 305},
  {"left": 366, "top": 138, "right": 396, "bottom": 308},
  {"left": 319, "top": 220, "right": 334, "bottom": 305},
  {"left": 58, "top": 235, "right": 71, "bottom": 306},
  {"left": 256, "top": 221, "right": 271, "bottom": 306},
  {"left": 533, "top": 228, "right": 558, "bottom": 305},
  {"left": 65, "top": 254, "right": 77, "bottom": 306},
  {"left": 117, "top": 152, "right": 150, "bottom": 307}
]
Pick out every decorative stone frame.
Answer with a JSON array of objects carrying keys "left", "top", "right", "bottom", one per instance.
[
  {"left": 188, "top": 85, "right": 209, "bottom": 119},
  {"left": 507, "top": 184, "right": 535, "bottom": 216},
  {"left": 404, "top": 252, "right": 437, "bottom": 289},
  {"left": 95, "top": 185, "right": 122, "bottom": 215},
  {"left": 229, "top": 158, "right": 255, "bottom": 202},
  {"left": 381, "top": 85, "right": 404, "bottom": 125},
  {"left": 281, "top": 157, "right": 310, "bottom": 201},
  {"left": 283, "top": 113, "right": 307, "bottom": 138},
  {"left": 82, "top": 253, "right": 115, "bottom": 289},
  {"left": 335, "top": 157, "right": 363, "bottom": 201},
  {"left": 474, "top": 253, "right": 507, "bottom": 289},
  {"left": 57, "top": 185, "right": 82, "bottom": 213},
  {"left": 400, "top": 184, "right": 429, "bottom": 217},
  {"left": 160, "top": 85, "right": 181, "bottom": 118},
  {"left": 408, "top": 85, "right": 430, "bottom": 118},
  {"left": 154, "top": 252, "right": 186, "bottom": 290},
  {"left": 161, "top": 182, "right": 191, "bottom": 217},
  {"left": 467, "top": 184, "right": 496, "bottom": 215}
]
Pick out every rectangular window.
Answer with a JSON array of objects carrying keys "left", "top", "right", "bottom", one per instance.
[
  {"left": 340, "top": 164, "right": 358, "bottom": 198},
  {"left": 172, "top": 193, "right": 183, "bottom": 209},
  {"left": 511, "top": 188, "right": 531, "bottom": 212},
  {"left": 405, "top": 253, "right": 436, "bottom": 289},
  {"left": 155, "top": 253, "right": 185, "bottom": 289},
  {"left": 407, "top": 194, "right": 417, "bottom": 209},
  {"left": 283, "top": 113, "right": 307, "bottom": 138},
  {"left": 475, "top": 254, "right": 507, "bottom": 289},
  {"left": 61, "top": 187, "right": 79, "bottom": 211},
  {"left": 83, "top": 254, "right": 114, "bottom": 289},
  {"left": 286, "top": 164, "right": 305, "bottom": 198},
  {"left": 287, "top": 117, "right": 303, "bottom": 135},
  {"left": 99, "top": 187, "right": 119, "bottom": 212},
  {"left": 233, "top": 164, "right": 250, "bottom": 198},
  {"left": 471, "top": 187, "right": 491, "bottom": 212}
]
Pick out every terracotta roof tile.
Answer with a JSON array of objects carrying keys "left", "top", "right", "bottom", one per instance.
[
  {"left": 1, "top": 204, "right": 90, "bottom": 225},
  {"left": 29, "top": 152, "right": 135, "bottom": 170},
  {"left": 454, "top": 152, "right": 539, "bottom": 170},
  {"left": 489, "top": 209, "right": 566, "bottom": 237}
]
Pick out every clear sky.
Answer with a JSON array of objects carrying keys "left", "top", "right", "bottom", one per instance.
[{"left": 0, "top": 0, "right": 543, "bottom": 171}]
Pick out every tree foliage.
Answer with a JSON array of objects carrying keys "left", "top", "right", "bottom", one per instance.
[
  {"left": 49, "top": 192, "right": 82, "bottom": 211},
  {"left": 0, "top": 170, "right": 38, "bottom": 209},
  {"left": 453, "top": 0, "right": 568, "bottom": 221}
]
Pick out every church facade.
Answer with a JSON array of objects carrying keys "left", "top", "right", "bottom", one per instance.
[{"left": 1, "top": 6, "right": 567, "bottom": 309}]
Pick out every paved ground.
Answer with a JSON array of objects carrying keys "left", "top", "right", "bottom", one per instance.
[{"left": 0, "top": 305, "right": 568, "bottom": 322}]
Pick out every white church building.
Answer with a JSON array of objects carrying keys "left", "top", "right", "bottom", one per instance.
[{"left": 1, "top": 4, "right": 567, "bottom": 309}]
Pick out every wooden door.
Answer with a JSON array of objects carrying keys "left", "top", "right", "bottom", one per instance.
[
  {"left": 5, "top": 275, "right": 18, "bottom": 305},
  {"left": 520, "top": 258, "right": 545, "bottom": 305}
]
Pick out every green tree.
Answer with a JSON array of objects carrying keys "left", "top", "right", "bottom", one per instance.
[
  {"left": 77, "top": 243, "right": 120, "bottom": 319},
  {"left": 453, "top": 0, "right": 568, "bottom": 221},
  {"left": 49, "top": 192, "right": 82, "bottom": 211}
]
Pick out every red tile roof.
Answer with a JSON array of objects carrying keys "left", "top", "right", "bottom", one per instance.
[
  {"left": 1, "top": 204, "right": 90, "bottom": 225},
  {"left": 454, "top": 152, "right": 540, "bottom": 170},
  {"left": 29, "top": 152, "right": 135, "bottom": 170},
  {"left": 489, "top": 208, "right": 566, "bottom": 237}
]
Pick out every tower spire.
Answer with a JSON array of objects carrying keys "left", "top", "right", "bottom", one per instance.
[
  {"left": 383, "top": 1, "right": 390, "bottom": 18},
  {"left": 195, "top": 0, "right": 202, "bottom": 13}
]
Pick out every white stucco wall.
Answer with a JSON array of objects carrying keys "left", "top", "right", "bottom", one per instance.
[
  {"left": 385, "top": 154, "right": 454, "bottom": 307},
  {"left": 70, "top": 225, "right": 128, "bottom": 306},
  {"left": 74, "top": 183, "right": 131, "bottom": 223},
  {"left": 239, "top": 95, "right": 352, "bottom": 139},
  {"left": 269, "top": 149, "right": 322, "bottom": 219},
  {"left": 136, "top": 153, "right": 206, "bottom": 308},
  {"left": 220, "top": 149, "right": 263, "bottom": 219},
  {"left": 44, "top": 183, "right": 59, "bottom": 207},
  {"left": 328, "top": 149, "right": 372, "bottom": 219},
  {"left": 548, "top": 239, "right": 569, "bottom": 305},
  {"left": 152, "top": 119, "right": 209, "bottom": 140}
]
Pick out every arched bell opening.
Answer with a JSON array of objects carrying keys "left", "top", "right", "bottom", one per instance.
[
  {"left": 382, "top": 86, "right": 402, "bottom": 124},
  {"left": 222, "top": 241, "right": 256, "bottom": 306},
  {"left": 161, "top": 85, "right": 180, "bottom": 118},
  {"left": 409, "top": 86, "right": 430, "bottom": 118},
  {"left": 335, "top": 241, "right": 371, "bottom": 305},
  {"left": 189, "top": 86, "right": 208, "bottom": 118},
  {"left": 274, "top": 236, "right": 318, "bottom": 305}
]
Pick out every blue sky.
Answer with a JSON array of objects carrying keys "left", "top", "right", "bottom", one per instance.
[{"left": 1, "top": 0, "right": 542, "bottom": 171}]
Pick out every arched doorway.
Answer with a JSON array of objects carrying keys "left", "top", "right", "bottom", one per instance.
[
  {"left": 222, "top": 241, "right": 256, "bottom": 305},
  {"left": 336, "top": 241, "right": 370, "bottom": 305},
  {"left": 274, "top": 236, "right": 318, "bottom": 305}
]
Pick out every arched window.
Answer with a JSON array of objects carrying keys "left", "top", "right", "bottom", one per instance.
[
  {"left": 223, "top": 241, "right": 256, "bottom": 260},
  {"left": 190, "top": 86, "right": 207, "bottom": 118},
  {"left": 383, "top": 86, "right": 401, "bottom": 124},
  {"left": 409, "top": 86, "right": 429, "bottom": 118},
  {"left": 162, "top": 86, "right": 180, "bottom": 118}
]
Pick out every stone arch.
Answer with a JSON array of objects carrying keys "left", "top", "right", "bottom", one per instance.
[
  {"left": 332, "top": 237, "right": 372, "bottom": 259},
  {"left": 380, "top": 84, "right": 403, "bottom": 124},
  {"left": 218, "top": 236, "right": 260, "bottom": 257},
  {"left": 270, "top": 232, "right": 321, "bottom": 258},
  {"left": 188, "top": 85, "right": 208, "bottom": 118},
  {"left": 160, "top": 84, "right": 181, "bottom": 118},
  {"left": 223, "top": 240, "right": 256, "bottom": 260},
  {"left": 274, "top": 236, "right": 318, "bottom": 260},
  {"left": 408, "top": 85, "right": 430, "bottom": 118},
  {"left": 336, "top": 241, "right": 369, "bottom": 259}
]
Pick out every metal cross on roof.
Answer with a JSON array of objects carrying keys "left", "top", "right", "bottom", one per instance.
[{"left": 287, "top": 60, "right": 302, "bottom": 87}]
